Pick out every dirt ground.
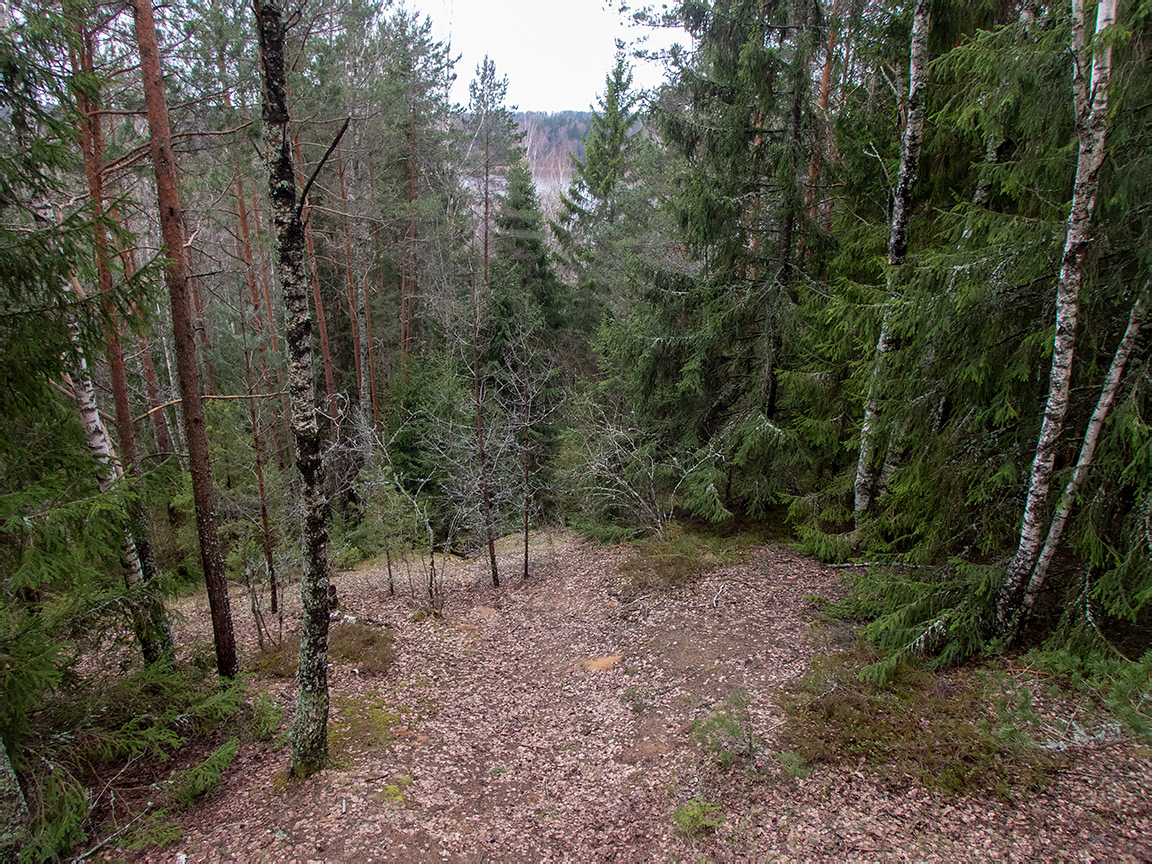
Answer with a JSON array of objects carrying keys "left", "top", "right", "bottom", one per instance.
[{"left": 126, "top": 531, "right": 1151, "bottom": 863}]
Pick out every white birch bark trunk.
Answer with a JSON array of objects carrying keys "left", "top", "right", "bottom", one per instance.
[
  {"left": 63, "top": 281, "right": 151, "bottom": 598},
  {"left": 63, "top": 320, "right": 172, "bottom": 656},
  {"left": 1019, "top": 283, "right": 1149, "bottom": 619},
  {"left": 996, "top": 0, "right": 1119, "bottom": 631},
  {"left": 854, "top": 0, "right": 931, "bottom": 518}
]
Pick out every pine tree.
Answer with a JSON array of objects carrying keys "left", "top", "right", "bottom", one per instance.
[{"left": 130, "top": 0, "right": 238, "bottom": 678}]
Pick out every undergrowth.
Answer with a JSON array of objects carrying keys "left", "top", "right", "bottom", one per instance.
[
  {"left": 671, "top": 797, "right": 725, "bottom": 838},
  {"left": 776, "top": 638, "right": 1063, "bottom": 797},
  {"left": 617, "top": 523, "right": 756, "bottom": 595},
  {"left": 693, "top": 688, "right": 760, "bottom": 767},
  {"left": 248, "top": 621, "right": 395, "bottom": 678},
  {"left": 15, "top": 649, "right": 280, "bottom": 862}
]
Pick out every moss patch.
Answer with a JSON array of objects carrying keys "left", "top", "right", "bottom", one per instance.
[
  {"left": 248, "top": 622, "right": 394, "bottom": 678},
  {"left": 618, "top": 524, "right": 756, "bottom": 595},
  {"left": 376, "top": 773, "right": 414, "bottom": 804},
  {"left": 777, "top": 639, "right": 1063, "bottom": 797},
  {"left": 329, "top": 695, "right": 409, "bottom": 762}
]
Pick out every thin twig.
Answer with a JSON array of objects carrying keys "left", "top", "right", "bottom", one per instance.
[{"left": 297, "top": 116, "right": 351, "bottom": 222}]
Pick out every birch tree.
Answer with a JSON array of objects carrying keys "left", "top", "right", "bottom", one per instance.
[
  {"left": 996, "top": 0, "right": 1120, "bottom": 632},
  {"left": 853, "top": 0, "right": 931, "bottom": 520},
  {"left": 1018, "top": 282, "right": 1149, "bottom": 622}
]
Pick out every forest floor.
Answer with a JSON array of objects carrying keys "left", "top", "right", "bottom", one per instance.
[{"left": 124, "top": 530, "right": 1150, "bottom": 863}]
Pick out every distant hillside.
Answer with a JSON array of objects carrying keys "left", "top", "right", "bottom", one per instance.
[{"left": 516, "top": 111, "right": 592, "bottom": 220}]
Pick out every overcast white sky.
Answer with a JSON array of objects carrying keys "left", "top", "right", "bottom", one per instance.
[{"left": 405, "top": 0, "right": 686, "bottom": 113}]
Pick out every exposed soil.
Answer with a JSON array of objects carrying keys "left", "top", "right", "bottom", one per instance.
[{"left": 126, "top": 532, "right": 1151, "bottom": 862}]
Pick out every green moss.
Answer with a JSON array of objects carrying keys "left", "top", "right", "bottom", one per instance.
[
  {"left": 329, "top": 695, "right": 409, "bottom": 761},
  {"left": 248, "top": 623, "right": 394, "bottom": 679},
  {"left": 375, "top": 773, "right": 413, "bottom": 804},
  {"left": 619, "top": 523, "right": 753, "bottom": 594},
  {"left": 778, "top": 639, "right": 1063, "bottom": 797}
]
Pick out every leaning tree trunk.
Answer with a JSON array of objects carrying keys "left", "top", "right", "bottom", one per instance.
[
  {"left": 854, "top": 0, "right": 931, "bottom": 520},
  {"left": 130, "top": 0, "right": 237, "bottom": 677},
  {"left": 996, "top": 0, "right": 1119, "bottom": 633},
  {"left": 1018, "top": 283, "right": 1148, "bottom": 622},
  {"left": 254, "top": 0, "right": 339, "bottom": 779}
]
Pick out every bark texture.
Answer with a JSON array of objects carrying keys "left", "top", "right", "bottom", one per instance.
[
  {"left": 997, "top": 0, "right": 1118, "bottom": 631},
  {"left": 854, "top": 0, "right": 931, "bottom": 518},
  {"left": 255, "top": 0, "right": 334, "bottom": 778},
  {"left": 0, "top": 739, "right": 29, "bottom": 863},
  {"left": 1019, "top": 283, "right": 1148, "bottom": 620},
  {"left": 131, "top": 0, "right": 237, "bottom": 677}
]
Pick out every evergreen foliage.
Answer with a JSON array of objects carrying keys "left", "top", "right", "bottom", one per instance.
[{"left": 3, "top": 0, "right": 1152, "bottom": 852}]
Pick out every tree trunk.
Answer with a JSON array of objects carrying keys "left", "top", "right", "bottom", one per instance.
[
  {"left": 110, "top": 203, "right": 174, "bottom": 458},
  {"left": 0, "top": 738, "right": 30, "bottom": 863},
  {"left": 1019, "top": 283, "right": 1147, "bottom": 622},
  {"left": 241, "top": 279, "right": 281, "bottom": 617},
  {"left": 777, "top": 0, "right": 811, "bottom": 277},
  {"left": 472, "top": 276, "right": 499, "bottom": 587},
  {"left": 131, "top": 0, "right": 237, "bottom": 678},
  {"left": 362, "top": 260, "right": 381, "bottom": 438},
  {"left": 293, "top": 130, "right": 339, "bottom": 439},
  {"left": 64, "top": 289, "right": 173, "bottom": 663},
  {"left": 136, "top": 331, "right": 173, "bottom": 457},
  {"left": 854, "top": 0, "right": 931, "bottom": 519},
  {"left": 255, "top": 0, "right": 336, "bottom": 778},
  {"left": 806, "top": 0, "right": 842, "bottom": 220},
  {"left": 404, "top": 102, "right": 419, "bottom": 358},
  {"left": 72, "top": 18, "right": 172, "bottom": 664},
  {"left": 997, "top": 0, "right": 1119, "bottom": 632},
  {"left": 190, "top": 261, "right": 217, "bottom": 392},
  {"left": 338, "top": 149, "right": 363, "bottom": 395}
]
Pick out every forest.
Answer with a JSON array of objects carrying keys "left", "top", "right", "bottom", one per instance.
[{"left": 1, "top": 0, "right": 1150, "bottom": 858}]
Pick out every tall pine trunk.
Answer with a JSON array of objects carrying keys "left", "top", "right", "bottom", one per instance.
[
  {"left": 254, "top": 0, "right": 336, "bottom": 778},
  {"left": 251, "top": 193, "right": 295, "bottom": 468},
  {"left": 853, "top": 0, "right": 931, "bottom": 520},
  {"left": 996, "top": 0, "right": 1119, "bottom": 632},
  {"left": 130, "top": 0, "right": 236, "bottom": 677},
  {"left": 70, "top": 13, "right": 171, "bottom": 663}
]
